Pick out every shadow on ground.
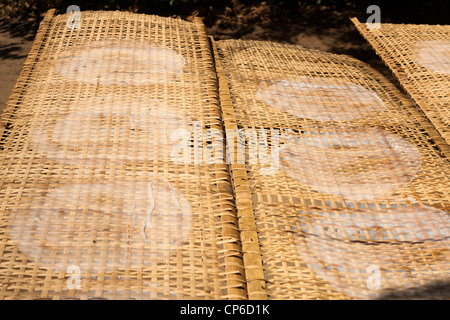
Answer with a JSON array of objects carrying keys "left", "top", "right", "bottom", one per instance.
[{"left": 376, "top": 280, "right": 450, "bottom": 300}]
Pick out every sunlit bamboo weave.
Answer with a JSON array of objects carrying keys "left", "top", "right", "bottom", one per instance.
[{"left": 352, "top": 18, "right": 450, "bottom": 151}]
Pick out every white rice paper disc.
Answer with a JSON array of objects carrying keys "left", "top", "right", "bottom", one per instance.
[
  {"left": 31, "top": 95, "right": 189, "bottom": 165},
  {"left": 8, "top": 180, "right": 193, "bottom": 272},
  {"left": 295, "top": 205, "right": 450, "bottom": 298},
  {"left": 280, "top": 126, "right": 422, "bottom": 200},
  {"left": 413, "top": 40, "right": 450, "bottom": 75},
  {"left": 54, "top": 39, "right": 186, "bottom": 85},
  {"left": 256, "top": 77, "right": 386, "bottom": 121}
]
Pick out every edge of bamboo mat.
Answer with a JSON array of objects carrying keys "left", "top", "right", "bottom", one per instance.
[
  {"left": 208, "top": 34, "right": 268, "bottom": 300},
  {"left": 350, "top": 17, "right": 450, "bottom": 160},
  {"left": 192, "top": 17, "right": 247, "bottom": 300},
  {"left": 0, "top": 9, "right": 56, "bottom": 141}
]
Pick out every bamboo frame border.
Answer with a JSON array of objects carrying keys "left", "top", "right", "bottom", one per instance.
[
  {"left": 209, "top": 36, "right": 268, "bottom": 300},
  {"left": 192, "top": 18, "right": 248, "bottom": 300}
]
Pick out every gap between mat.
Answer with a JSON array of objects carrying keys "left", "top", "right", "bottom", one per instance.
[{"left": 206, "top": 29, "right": 268, "bottom": 300}]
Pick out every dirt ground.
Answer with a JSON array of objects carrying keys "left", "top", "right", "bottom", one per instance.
[
  {"left": 201, "top": 4, "right": 399, "bottom": 82},
  {"left": 0, "top": 4, "right": 407, "bottom": 114},
  {"left": 0, "top": 28, "right": 33, "bottom": 114}
]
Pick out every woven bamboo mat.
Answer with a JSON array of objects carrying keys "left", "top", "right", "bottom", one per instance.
[
  {"left": 0, "top": 10, "right": 246, "bottom": 300},
  {"left": 214, "top": 39, "right": 450, "bottom": 299},
  {"left": 352, "top": 18, "right": 450, "bottom": 149}
]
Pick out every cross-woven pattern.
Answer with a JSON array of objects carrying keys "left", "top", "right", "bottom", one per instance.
[
  {"left": 0, "top": 10, "right": 245, "bottom": 300},
  {"left": 214, "top": 39, "right": 450, "bottom": 300},
  {"left": 352, "top": 18, "right": 450, "bottom": 149}
]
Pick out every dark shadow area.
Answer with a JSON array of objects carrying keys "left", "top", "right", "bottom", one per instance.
[
  {"left": 1, "top": 1, "right": 449, "bottom": 36},
  {"left": 0, "top": 21, "right": 36, "bottom": 40},
  {"left": 0, "top": 42, "right": 29, "bottom": 59},
  {"left": 376, "top": 280, "right": 450, "bottom": 300}
]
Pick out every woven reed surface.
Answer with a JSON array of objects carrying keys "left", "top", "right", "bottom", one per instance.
[
  {"left": 352, "top": 18, "right": 450, "bottom": 148},
  {"left": 0, "top": 10, "right": 246, "bottom": 300},
  {"left": 214, "top": 39, "right": 450, "bottom": 299}
]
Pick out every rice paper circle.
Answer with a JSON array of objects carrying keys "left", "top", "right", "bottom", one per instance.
[
  {"left": 413, "top": 40, "right": 450, "bottom": 75},
  {"left": 8, "top": 180, "right": 193, "bottom": 272},
  {"left": 280, "top": 126, "right": 422, "bottom": 200},
  {"left": 31, "top": 95, "right": 189, "bottom": 165},
  {"left": 295, "top": 205, "right": 450, "bottom": 298},
  {"left": 54, "top": 39, "right": 186, "bottom": 85},
  {"left": 256, "top": 77, "right": 386, "bottom": 121}
]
